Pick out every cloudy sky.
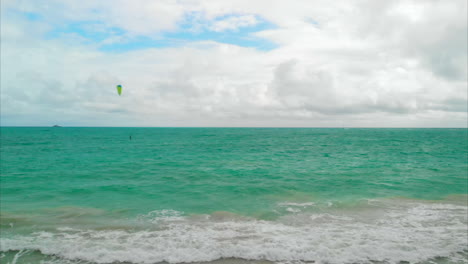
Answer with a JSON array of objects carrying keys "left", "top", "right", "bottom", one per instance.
[{"left": 1, "top": 0, "right": 467, "bottom": 127}]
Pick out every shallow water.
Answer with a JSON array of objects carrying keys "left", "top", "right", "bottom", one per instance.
[{"left": 1, "top": 128, "right": 467, "bottom": 263}]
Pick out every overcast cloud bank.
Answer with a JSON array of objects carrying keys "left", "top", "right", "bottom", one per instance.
[{"left": 1, "top": 0, "right": 467, "bottom": 127}]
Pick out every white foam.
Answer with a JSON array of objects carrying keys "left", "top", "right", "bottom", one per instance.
[
  {"left": 1, "top": 202, "right": 467, "bottom": 264},
  {"left": 10, "top": 249, "right": 31, "bottom": 264},
  {"left": 137, "top": 209, "right": 185, "bottom": 224},
  {"left": 285, "top": 208, "right": 301, "bottom": 213}
]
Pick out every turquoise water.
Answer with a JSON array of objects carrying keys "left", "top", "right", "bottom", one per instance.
[{"left": 1, "top": 128, "right": 467, "bottom": 264}]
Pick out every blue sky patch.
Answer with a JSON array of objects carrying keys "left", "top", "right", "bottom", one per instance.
[
  {"left": 165, "top": 13, "right": 278, "bottom": 51},
  {"left": 3, "top": 8, "right": 43, "bottom": 21},
  {"left": 45, "top": 21, "right": 126, "bottom": 43},
  {"left": 103, "top": 13, "right": 279, "bottom": 52},
  {"left": 27, "top": 10, "right": 278, "bottom": 52},
  {"left": 24, "top": 12, "right": 42, "bottom": 21}
]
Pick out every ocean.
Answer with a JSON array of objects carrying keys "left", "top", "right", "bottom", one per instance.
[{"left": 0, "top": 127, "right": 467, "bottom": 264}]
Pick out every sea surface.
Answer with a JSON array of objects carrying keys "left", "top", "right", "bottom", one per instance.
[{"left": 0, "top": 127, "right": 467, "bottom": 264}]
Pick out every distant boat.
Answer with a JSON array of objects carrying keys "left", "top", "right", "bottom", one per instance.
[{"left": 52, "top": 125, "right": 62, "bottom": 127}]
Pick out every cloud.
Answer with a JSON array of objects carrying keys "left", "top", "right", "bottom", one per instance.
[
  {"left": 208, "top": 14, "right": 259, "bottom": 32},
  {"left": 267, "top": 58, "right": 467, "bottom": 117},
  {"left": 1, "top": 0, "right": 466, "bottom": 127}
]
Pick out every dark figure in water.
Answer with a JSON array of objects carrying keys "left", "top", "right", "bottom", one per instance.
[{"left": 130, "top": 135, "right": 132, "bottom": 140}]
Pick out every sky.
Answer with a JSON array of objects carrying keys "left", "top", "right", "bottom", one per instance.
[{"left": 1, "top": 0, "right": 467, "bottom": 127}]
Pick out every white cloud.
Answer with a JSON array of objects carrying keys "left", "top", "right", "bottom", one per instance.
[
  {"left": 208, "top": 14, "right": 259, "bottom": 32},
  {"left": 1, "top": 0, "right": 466, "bottom": 127}
]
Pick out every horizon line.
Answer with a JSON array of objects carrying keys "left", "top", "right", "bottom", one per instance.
[{"left": 1, "top": 126, "right": 467, "bottom": 129}]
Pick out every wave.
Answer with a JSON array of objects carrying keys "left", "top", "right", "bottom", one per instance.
[{"left": 1, "top": 199, "right": 467, "bottom": 264}]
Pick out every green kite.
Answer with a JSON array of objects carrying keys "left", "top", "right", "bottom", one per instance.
[{"left": 116, "top": 84, "right": 122, "bottom": 96}]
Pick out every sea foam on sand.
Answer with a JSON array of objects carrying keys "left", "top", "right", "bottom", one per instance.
[{"left": 1, "top": 198, "right": 467, "bottom": 264}]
